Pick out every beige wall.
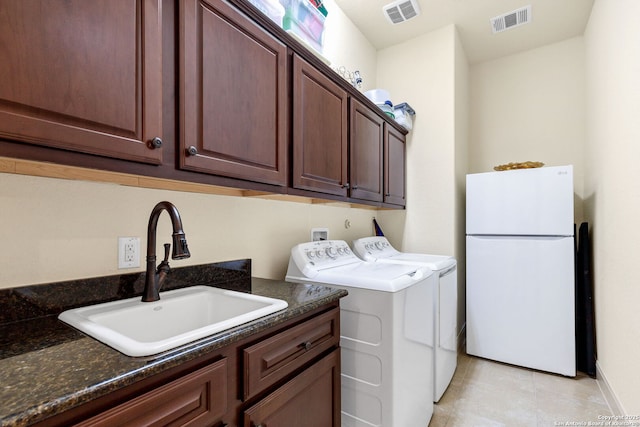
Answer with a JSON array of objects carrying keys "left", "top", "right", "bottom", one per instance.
[
  {"left": 584, "top": 0, "right": 640, "bottom": 414},
  {"left": 322, "top": 0, "right": 378, "bottom": 92},
  {"left": 376, "top": 25, "right": 459, "bottom": 256},
  {"left": 469, "top": 36, "right": 586, "bottom": 224},
  {"left": 454, "top": 29, "right": 470, "bottom": 338},
  {"left": 376, "top": 25, "right": 468, "bottom": 338},
  {"left": 0, "top": 173, "right": 387, "bottom": 289}
]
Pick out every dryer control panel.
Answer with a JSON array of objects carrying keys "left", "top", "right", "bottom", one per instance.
[{"left": 352, "top": 236, "right": 400, "bottom": 261}]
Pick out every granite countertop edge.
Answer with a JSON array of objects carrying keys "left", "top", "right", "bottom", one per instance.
[{"left": 0, "top": 275, "right": 347, "bottom": 427}]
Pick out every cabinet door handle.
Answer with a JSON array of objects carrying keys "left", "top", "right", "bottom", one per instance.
[
  {"left": 302, "top": 341, "right": 312, "bottom": 351},
  {"left": 342, "top": 183, "right": 350, "bottom": 189},
  {"left": 150, "top": 137, "right": 163, "bottom": 149},
  {"left": 186, "top": 145, "right": 198, "bottom": 156},
  {"left": 352, "top": 185, "right": 358, "bottom": 190}
]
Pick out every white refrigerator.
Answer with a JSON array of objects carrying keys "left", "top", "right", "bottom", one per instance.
[{"left": 466, "top": 165, "right": 576, "bottom": 376}]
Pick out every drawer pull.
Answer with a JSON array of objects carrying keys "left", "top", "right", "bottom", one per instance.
[{"left": 302, "top": 341, "right": 312, "bottom": 351}]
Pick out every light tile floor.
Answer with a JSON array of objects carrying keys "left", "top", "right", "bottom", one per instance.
[{"left": 429, "top": 353, "right": 612, "bottom": 427}]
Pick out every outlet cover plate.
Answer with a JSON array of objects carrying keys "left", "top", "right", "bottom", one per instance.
[
  {"left": 118, "top": 237, "right": 140, "bottom": 269},
  {"left": 311, "top": 228, "right": 329, "bottom": 241}
]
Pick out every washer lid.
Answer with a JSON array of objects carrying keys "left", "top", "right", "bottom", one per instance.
[
  {"left": 316, "top": 262, "right": 433, "bottom": 292},
  {"left": 384, "top": 253, "right": 456, "bottom": 271},
  {"left": 287, "top": 261, "right": 433, "bottom": 292},
  {"left": 353, "top": 236, "right": 456, "bottom": 271}
]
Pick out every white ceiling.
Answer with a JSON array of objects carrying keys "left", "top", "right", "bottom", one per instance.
[{"left": 332, "top": 0, "right": 595, "bottom": 64}]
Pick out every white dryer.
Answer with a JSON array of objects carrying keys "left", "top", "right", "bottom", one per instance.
[
  {"left": 286, "top": 240, "right": 436, "bottom": 427},
  {"left": 352, "top": 236, "right": 458, "bottom": 403}
]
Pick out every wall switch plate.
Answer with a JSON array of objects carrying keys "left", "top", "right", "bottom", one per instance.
[
  {"left": 118, "top": 237, "right": 140, "bottom": 269},
  {"left": 311, "top": 228, "right": 329, "bottom": 241}
]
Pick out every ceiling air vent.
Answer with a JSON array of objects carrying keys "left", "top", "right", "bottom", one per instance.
[
  {"left": 491, "top": 5, "right": 531, "bottom": 34},
  {"left": 383, "top": 0, "right": 421, "bottom": 25}
]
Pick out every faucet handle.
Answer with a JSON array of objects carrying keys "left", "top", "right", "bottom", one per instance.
[
  {"left": 162, "top": 243, "right": 171, "bottom": 263},
  {"left": 157, "top": 243, "right": 171, "bottom": 273},
  {"left": 155, "top": 243, "right": 172, "bottom": 291}
]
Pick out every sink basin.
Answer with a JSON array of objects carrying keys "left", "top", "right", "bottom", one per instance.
[{"left": 58, "top": 285, "right": 288, "bottom": 357}]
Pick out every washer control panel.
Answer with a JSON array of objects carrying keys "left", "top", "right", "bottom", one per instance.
[
  {"left": 290, "top": 240, "right": 360, "bottom": 276},
  {"left": 352, "top": 236, "right": 399, "bottom": 261}
]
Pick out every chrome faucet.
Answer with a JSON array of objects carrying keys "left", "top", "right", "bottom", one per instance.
[{"left": 142, "top": 201, "right": 191, "bottom": 302}]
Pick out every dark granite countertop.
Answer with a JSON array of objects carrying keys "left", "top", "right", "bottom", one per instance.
[{"left": 0, "top": 260, "right": 346, "bottom": 427}]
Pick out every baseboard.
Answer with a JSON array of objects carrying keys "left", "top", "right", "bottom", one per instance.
[{"left": 596, "top": 361, "right": 625, "bottom": 415}]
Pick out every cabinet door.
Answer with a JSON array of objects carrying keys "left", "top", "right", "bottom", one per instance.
[
  {"left": 0, "top": 0, "right": 163, "bottom": 164},
  {"left": 384, "top": 125, "right": 406, "bottom": 206},
  {"left": 244, "top": 349, "right": 340, "bottom": 427},
  {"left": 349, "top": 99, "right": 384, "bottom": 202},
  {"left": 292, "top": 55, "right": 348, "bottom": 197},
  {"left": 179, "top": 0, "right": 288, "bottom": 186}
]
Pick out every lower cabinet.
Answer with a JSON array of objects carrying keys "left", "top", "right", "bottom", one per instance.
[
  {"left": 243, "top": 349, "right": 340, "bottom": 427},
  {"left": 75, "top": 358, "right": 228, "bottom": 427},
  {"left": 36, "top": 304, "right": 341, "bottom": 427}
]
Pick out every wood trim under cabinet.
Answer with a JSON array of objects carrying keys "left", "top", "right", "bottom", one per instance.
[{"left": 0, "top": 156, "right": 390, "bottom": 209}]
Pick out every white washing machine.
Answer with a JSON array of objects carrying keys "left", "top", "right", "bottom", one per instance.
[
  {"left": 286, "top": 240, "right": 436, "bottom": 427},
  {"left": 352, "top": 236, "right": 458, "bottom": 403}
]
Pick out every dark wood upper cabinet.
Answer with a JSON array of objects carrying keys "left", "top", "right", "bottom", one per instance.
[
  {"left": 179, "top": 0, "right": 288, "bottom": 186},
  {"left": 292, "top": 55, "right": 348, "bottom": 197},
  {"left": 350, "top": 99, "right": 384, "bottom": 202},
  {"left": 0, "top": 0, "right": 406, "bottom": 208},
  {"left": 384, "top": 124, "right": 406, "bottom": 206},
  {"left": 0, "top": 0, "right": 163, "bottom": 164}
]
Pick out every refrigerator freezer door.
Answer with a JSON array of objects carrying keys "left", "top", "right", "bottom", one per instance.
[
  {"left": 466, "top": 235, "right": 576, "bottom": 376},
  {"left": 466, "top": 165, "right": 574, "bottom": 236}
]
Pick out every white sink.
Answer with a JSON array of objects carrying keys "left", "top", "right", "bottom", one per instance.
[{"left": 58, "top": 285, "right": 288, "bottom": 357}]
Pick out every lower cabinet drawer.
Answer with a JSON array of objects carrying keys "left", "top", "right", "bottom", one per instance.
[
  {"left": 75, "top": 358, "right": 228, "bottom": 427},
  {"left": 243, "top": 307, "right": 340, "bottom": 400}
]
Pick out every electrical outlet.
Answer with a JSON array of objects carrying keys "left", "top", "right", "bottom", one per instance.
[
  {"left": 118, "top": 237, "right": 140, "bottom": 269},
  {"left": 311, "top": 228, "right": 329, "bottom": 241}
]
